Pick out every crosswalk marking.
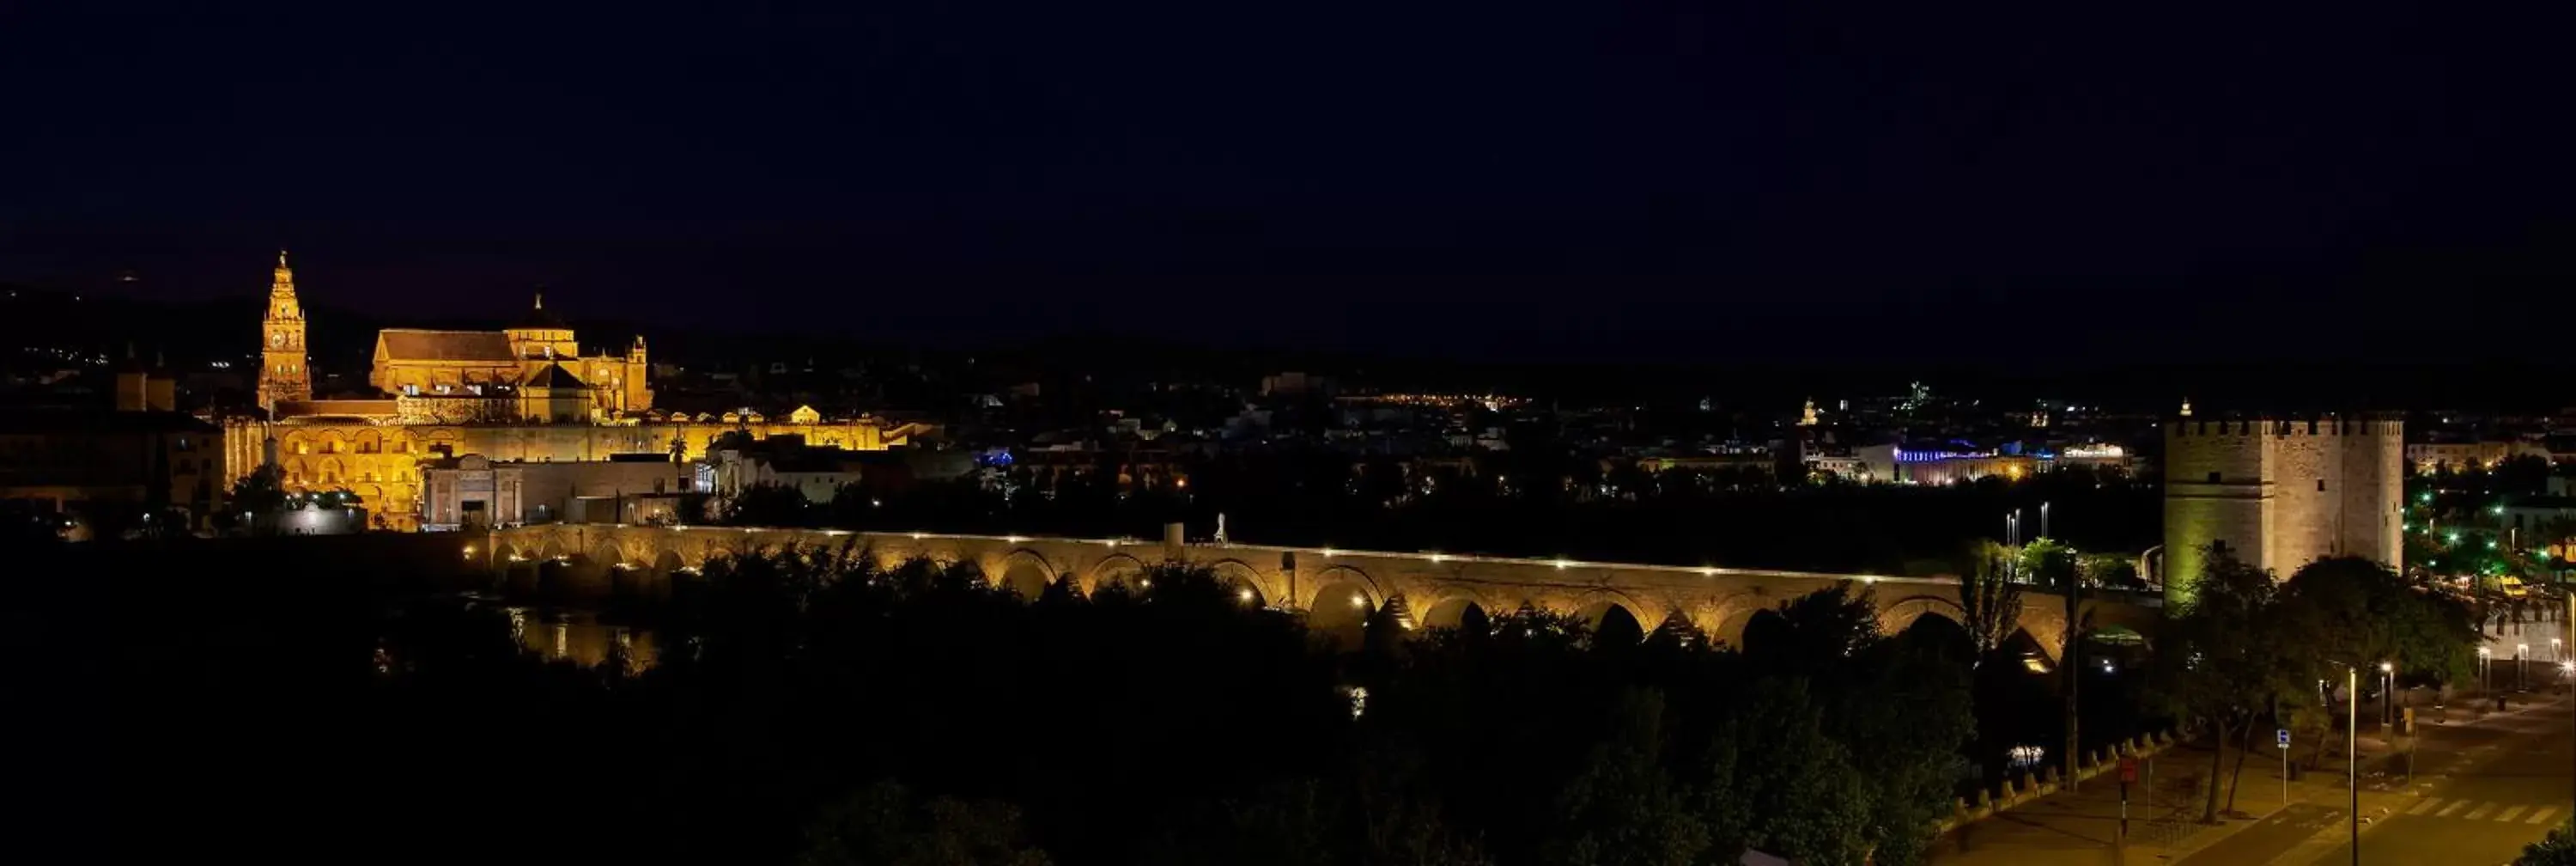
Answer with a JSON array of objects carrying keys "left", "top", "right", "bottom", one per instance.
[{"left": 2397, "top": 797, "right": 2567, "bottom": 823}]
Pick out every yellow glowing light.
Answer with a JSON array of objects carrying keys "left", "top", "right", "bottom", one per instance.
[
  {"left": 1349, "top": 595, "right": 1368, "bottom": 609},
  {"left": 1236, "top": 588, "right": 1253, "bottom": 602},
  {"left": 1553, "top": 558, "right": 1571, "bottom": 570}
]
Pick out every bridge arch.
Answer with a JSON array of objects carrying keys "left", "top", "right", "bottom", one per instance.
[
  {"left": 1572, "top": 590, "right": 1657, "bottom": 645},
  {"left": 582, "top": 536, "right": 624, "bottom": 572},
  {"left": 1303, "top": 565, "right": 1386, "bottom": 647},
  {"left": 1877, "top": 594, "right": 1970, "bottom": 636},
  {"left": 1085, "top": 552, "right": 1150, "bottom": 595},
  {"left": 996, "top": 549, "right": 1057, "bottom": 601},
  {"left": 1298, "top": 564, "right": 1388, "bottom": 612},
  {"left": 1206, "top": 558, "right": 1279, "bottom": 607},
  {"left": 1416, "top": 585, "right": 1504, "bottom": 633},
  {"left": 2015, "top": 603, "right": 2072, "bottom": 662}
]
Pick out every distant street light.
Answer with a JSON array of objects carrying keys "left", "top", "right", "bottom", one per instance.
[{"left": 2379, "top": 662, "right": 2396, "bottom": 727}]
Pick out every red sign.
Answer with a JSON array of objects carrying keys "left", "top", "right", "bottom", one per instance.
[{"left": 2118, "top": 757, "right": 2139, "bottom": 784}]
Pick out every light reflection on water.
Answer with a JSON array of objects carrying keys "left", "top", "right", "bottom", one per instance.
[{"left": 503, "top": 607, "right": 658, "bottom": 673}]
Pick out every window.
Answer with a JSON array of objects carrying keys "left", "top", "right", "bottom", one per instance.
[
  {"left": 2316, "top": 479, "right": 2326, "bottom": 491},
  {"left": 2206, "top": 471, "right": 2221, "bottom": 483}
]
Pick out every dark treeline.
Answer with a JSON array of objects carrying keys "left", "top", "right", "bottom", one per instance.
[
  {"left": 77, "top": 535, "right": 2144, "bottom": 866},
  {"left": 746, "top": 460, "right": 2157, "bottom": 576}
]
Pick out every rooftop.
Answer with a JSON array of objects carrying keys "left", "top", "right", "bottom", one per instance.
[{"left": 379, "top": 329, "right": 517, "bottom": 363}]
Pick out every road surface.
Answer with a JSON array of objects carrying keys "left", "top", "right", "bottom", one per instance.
[{"left": 2301, "top": 695, "right": 2572, "bottom": 865}]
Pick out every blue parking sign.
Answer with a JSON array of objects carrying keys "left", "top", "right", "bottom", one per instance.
[{"left": 2276, "top": 728, "right": 2291, "bottom": 748}]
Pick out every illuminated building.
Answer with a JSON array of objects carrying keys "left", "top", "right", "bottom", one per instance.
[
  {"left": 1856, "top": 443, "right": 2042, "bottom": 485},
  {"left": 2404, "top": 440, "right": 2549, "bottom": 475},
  {"left": 256, "top": 250, "right": 311, "bottom": 413},
  {"left": 224, "top": 254, "right": 926, "bottom": 528},
  {"left": 419, "top": 453, "right": 691, "bottom": 528},
  {"left": 2162, "top": 416, "right": 2403, "bottom": 603}
]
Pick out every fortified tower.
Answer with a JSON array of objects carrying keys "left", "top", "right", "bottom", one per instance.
[
  {"left": 2163, "top": 414, "right": 2403, "bottom": 603},
  {"left": 257, "top": 250, "right": 311, "bottom": 413}
]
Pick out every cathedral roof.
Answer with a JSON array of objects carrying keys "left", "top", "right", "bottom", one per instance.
[
  {"left": 527, "top": 363, "right": 588, "bottom": 390},
  {"left": 379, "top": 329, "right": 517, "bottom": 363}
]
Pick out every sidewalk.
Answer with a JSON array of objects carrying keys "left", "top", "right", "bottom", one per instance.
[{"left": 1928, "top": 695, "right": 2547, "bottom": 865}]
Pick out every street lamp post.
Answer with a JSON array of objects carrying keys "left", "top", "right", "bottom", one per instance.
[
  {"left": 2346, "top": 664, "right": 2360, "bottom": 866},
  {"left": 2480, "top": 646, "right": 2492, "bottom": 694},
  {"left": 2379, "top": 662, "right": 2395, "bottom": 729},
  {"left": 2565, "top": 662, "right": 2575, "bottom": 812},
  {"left": 2521, "top": 643, "right": 2531, "bottom": 691}
]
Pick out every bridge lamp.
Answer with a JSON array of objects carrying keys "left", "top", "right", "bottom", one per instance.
[
  {"left": 1429, "top": 553, "right": 1448, "bottom": 564},
  {"left": 1321, "top": 547, "right": 1338, "bottom": 558},
  {"left": 1236, "top": 588, "right": 1254, "bottom": 604},
  {"left": 1005, "top": 535, "right": 1024, "bottom": 543},
  {"left": 1700, "top": 568, "right": 1716, "bottom": 576},
  {"left": 1349, "top": 595, "right": 1369, "bottom": 609},
  {"left": 1553, "top": 558, "right": 1571, "bottom": 570}
]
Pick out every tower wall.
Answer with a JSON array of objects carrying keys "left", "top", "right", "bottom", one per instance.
[
  {"left": 258, "top": 251, "right": 311, "bottom": 412},
  {"left": 2269, "top": 420, "right": 2343, "bottom": 571},
  {"left": 2164, "top": 415, "right": 2408, "bottom": 603},
  {"left": 2163, "top": 419, "right": 2274, "bottom": 603},
  {"left": 2337, "top": 418, "right": 2404, "bottom": 568}
]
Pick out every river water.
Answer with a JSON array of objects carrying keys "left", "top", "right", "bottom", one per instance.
[{"left": 500, "top": 605, "right": 661, "bottom": 672}]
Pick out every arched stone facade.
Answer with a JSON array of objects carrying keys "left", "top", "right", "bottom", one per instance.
[{"left": 487, "top": 526, "right": 2161, "bottom": 650}]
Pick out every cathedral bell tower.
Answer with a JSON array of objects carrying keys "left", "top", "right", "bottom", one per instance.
[{"left": 258, "top": 249, "right": 311, "bottom": 414}]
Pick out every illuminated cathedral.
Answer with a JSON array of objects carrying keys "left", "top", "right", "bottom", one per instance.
[{"left": 230, "top": 252, "right": 918, "bottom": 528}]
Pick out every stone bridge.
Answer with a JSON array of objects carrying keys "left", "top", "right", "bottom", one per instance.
[{"left": 486, "top": 523, "right": 2159, "bottom": 656}]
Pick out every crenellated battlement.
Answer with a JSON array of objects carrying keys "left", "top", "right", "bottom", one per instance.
[{"left": 2168, "top": 415, "right": 2403, "bottom": 437}]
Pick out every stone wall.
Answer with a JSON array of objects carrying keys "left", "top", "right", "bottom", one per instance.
[
  {"left": 1936, "top": 727, "right": 2189, "bottom": 836},
  {"left": 489, "top": 524, "right": 2160, "bottom": 652}
]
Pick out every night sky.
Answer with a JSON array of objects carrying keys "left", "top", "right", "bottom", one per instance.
[{"left": 5, "top": 1, "right": 2568, "bottom": 363}]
